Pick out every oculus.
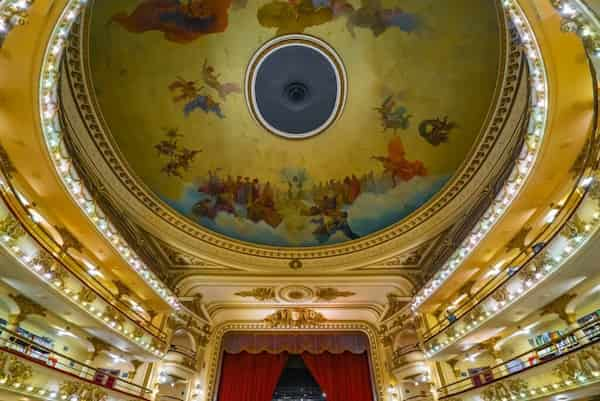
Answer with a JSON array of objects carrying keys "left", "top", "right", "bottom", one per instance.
[{"left": 245, "top": 34, "right": 347, "bottom": 139}]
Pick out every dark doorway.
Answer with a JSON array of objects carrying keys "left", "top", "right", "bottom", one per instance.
[{"left": 272, "top": 355, "right": 326, "bottom": 401}]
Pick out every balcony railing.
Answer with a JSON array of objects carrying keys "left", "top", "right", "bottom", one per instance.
[
  {"left": 0, "top": 326, "right": 151, "bottom": 400},
  {"left": 438, "top": 315, "right": 600, "bottom": 399},
  {"left": 392, "top": 344, "right": 422, "bottom": 367},
  {"left": 166, "top": 344, "right": 197, "bottom": 369}
]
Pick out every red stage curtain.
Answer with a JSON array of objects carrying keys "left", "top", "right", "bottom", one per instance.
[
  {"left": 217, "top": 351, "right": 288, "bottom": 401},
  {"left": 302, "top": 351, "right": 374, "bottom": 401}
]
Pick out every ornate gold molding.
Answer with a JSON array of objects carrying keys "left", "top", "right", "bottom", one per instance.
[
  {"left": 0, "top": 215, "right": 25, "bottom": 244},
  {"left": 0, "top": 354, "right": 32, "bottom": 386},
  {"left": 60, "top": 381, "right": 108, "bottom": 401},
  {"left": 8, "top": 294, "right": 46, "bottom": 319},
  {"left": 0, "top": 143, "right": 16, "bottom": 178},
  {"left": 54, "top": 226, "right": 83, "bottom": 254}
]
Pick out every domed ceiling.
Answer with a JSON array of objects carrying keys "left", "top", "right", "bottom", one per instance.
[{"left": 84, "top": 0, "right": 502, "bottom": 248}]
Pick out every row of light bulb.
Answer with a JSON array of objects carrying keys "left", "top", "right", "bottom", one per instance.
[
  {"left": 0, "top": 377, "right": 60, "bottom": 400},
  {"left": 411, "top": 0, "right": 549, "bottom": 311},
  {"left": 38, "top": 0, "right": 181, "bottom": 311},
  {"left": 0, "top": 371, "right": 144, "bottom": 401},
  {"left": 441, "top": 366, "right": 600, "bottom": 400},
  {"left": 0, "top": 0, "right": 33, "bottom": 40},
  {"left": 424, "top": 190, "right": 600, "bottom": 357},
  {"left": 550, "top": 0, "right": 600, "bottom": 55},
  {"left": 0, "top": 182, "right": 166, "bottom": 358}
]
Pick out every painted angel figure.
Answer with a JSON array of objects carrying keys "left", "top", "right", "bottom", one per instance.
[{"left": 202, "top": 59, "right": 241, "bottom": 100}]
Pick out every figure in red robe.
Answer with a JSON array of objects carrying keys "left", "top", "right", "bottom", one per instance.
[{"left": 372, "top": 136, "right": 427, "bottom": 187}]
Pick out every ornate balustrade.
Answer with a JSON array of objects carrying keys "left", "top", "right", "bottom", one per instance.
[
  {"left": 438, "top": 316, "right": 600, "bottom": 401},
  {"left": 0, "top": 327, "right": 152, "bottom": 401}
]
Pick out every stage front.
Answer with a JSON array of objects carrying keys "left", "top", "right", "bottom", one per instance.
[{"left": 213, "top": 332, "right": 378, "bottom": 401}]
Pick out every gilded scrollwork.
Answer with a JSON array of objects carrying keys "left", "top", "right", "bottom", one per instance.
[
  {"left": 60, "top": 381, "right": 108, "bottom": 401},
  {"left": 78, "top": 287, "right": 97, "bottom": 304},
  {"left": 315, "top": 287, "right": 356, "bottom": 301},
  {"left": 265, "top": 308, "right": 325, "bottom": 328},
  {"left": 0, "top": 356, "right": 32, "bottom": 386},
  {"left": 0, "top": 215, "right": 25, "bottom": 243},
  {"left": 54, "top": 226, "right": 84, "bottom": 254},
  {"left": 482, "top": 383, "right": 512, "bottom": 401},
  {"left": 9, "top": 294, "right": 46, "bottom": 318},
  {"left": 235, "top": 287, "right": 276, "bottom": 301}
]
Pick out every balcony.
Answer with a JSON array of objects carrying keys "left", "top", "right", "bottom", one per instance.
[
  {"left": 165, "top": 344, "right": 197, "bottom": 370},
  {"left": 0, "top": 326, "right": 151, "bottom": 401},
  {"left": 423, "top": 187, "right": 600, "bottom": 358},
  {"left": 0, "top": 191, "right": 166, "bottom": 358},
  {"left": 392, "top": 344, "right": 423, "bottom": 369},
  {"left": 437, "top": 316, "right": 600, "bottom": 401}
]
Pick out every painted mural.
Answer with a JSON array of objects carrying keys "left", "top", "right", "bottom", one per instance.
[{"left": 88, "top": 0, "right": 502, "bottom": 247}]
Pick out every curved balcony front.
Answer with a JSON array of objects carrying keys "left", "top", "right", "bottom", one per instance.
[{"left": 0, "top": 326, "right": 152, "bottom": 401}]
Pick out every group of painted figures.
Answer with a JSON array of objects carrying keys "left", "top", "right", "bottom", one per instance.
[
  {"left": 186, "top": 135, "right": 427, "bottom": 242},
  {"left": 112, "top": 0, "right": 421, "bottom": 44},
  {"left": 191, "top": 169, "right": 364, "bottom": 241}
]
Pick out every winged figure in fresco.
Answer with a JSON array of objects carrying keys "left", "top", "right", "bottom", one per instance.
[
  {"left": 418, "top": 116, "right": 457, "bottom": 146},
  {"left": 112, "top": 0, "right": 234, "bottom": 44},
  {"left": 202, "top": 60, "right": 241, "bottom": 100},
  {"left": 183, "top": 94, "right": 225, "bottom": 119},
  {"left": 169, "top": 77, "right": 225, "bottom": 119},
  {"left": 375, "top": 96, "right": 412, "bottom": 132},
  {"left": 302, "top": 196, "right": 359, "bottom": 243},
  {"left": 257, "top": 0, "right": 335, "bottom": 35},
  {"left": 346, "top": 0, "right": 421, "bottom": 37},
  {"left": 371, "top": 136, "right": 427, "bottom": 187},
  {"left": 155, "top": 128, "right": 202, "bottom": 178},
  {"left": 169, "top": 77, "right": 201, "bottom": 103}
]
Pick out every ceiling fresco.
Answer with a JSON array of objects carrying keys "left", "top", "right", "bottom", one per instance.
[{"left": 87, "top": 0, "right": 501, "bottom": 247}]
